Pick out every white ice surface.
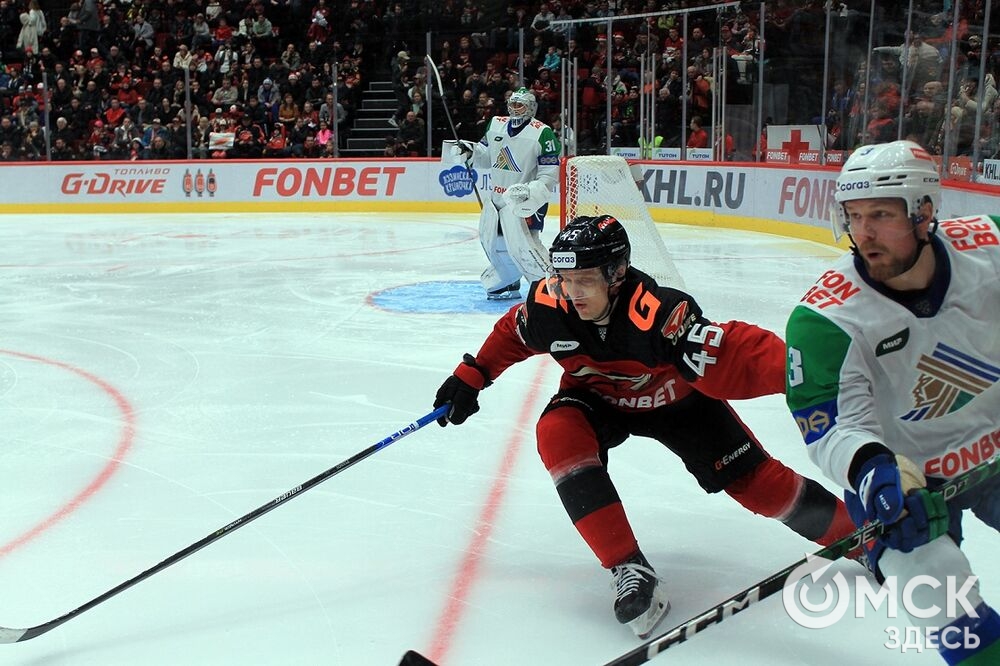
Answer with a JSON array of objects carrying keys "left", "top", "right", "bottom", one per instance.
[{"left": 0, "top": 213, "right": 992, "bottom": 666}]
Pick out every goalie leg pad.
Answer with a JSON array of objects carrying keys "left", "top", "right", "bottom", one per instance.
[
  {"left": 498, "top": 205, "right": 551, "bottom": 284},
  {"left": 479, "top": 199, "right": 521, "bottom": 292}
]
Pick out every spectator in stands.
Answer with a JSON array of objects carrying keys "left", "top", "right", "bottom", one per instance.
[
  {"left": 0, "top": 115, "right": 23, "bottom": 148},
  {"left": 16, "top": 0, "right": 47, "bottom": 56},
  {"left": 281, "top": 43, "right": 302, "bottom": 72},
  {"left": 299, "top": 133, "right": 321, "bottom": 157},
  {"left": 104, "top": 98, "right": 128, "bottom": 127},
  {"left": 142, "top": 133, "right": 171, "bottom": 159},
  {"left": 166, "top": 115, "right": 188, "bottom": 157},
  {"left": 314, "top": 118, "right": 333, "bottom": 147},
  {"left": 686, "top": 64, "right": 711, "bottom": 117},
  {"left": 191, "top": 14, "right": 212, "bottom": 52},
  {"left": 113, "top": 116, "right": 141, "bottom": 157},
  {"left": 873, "top": 30, "right": 941, "bottom": 98},
  {"left": 249, "top": 10, "right": 274, "bottom": 58},
  {"left": 244, "top": 94, "right": 268, "bottom": 126},
  {"left": 50, "top": 116, "right": 74, "bottom": 146},
  {"left": 142, "top": 117, "right": 169, "bottom": 147},
  {"left": 73, "top": 0, "right": 101, "bottom": 52},
  {"left": 129, "top": 13, "right": 154, "bottom": 54},
  {"left": 389, "top": 49, "right": 409, "bottom": 128},
  {"left": 0, "top": 141, "right": 17, "bottom": 161},
  {"left": 50, "top": 136, "right": 76, "bottom": 161},
  {"left": 86, "top": 120, "right": 114, "bottom": 158},
  {"left": 686, "top": 115, "right": 708, "bottom": 149},
  {"left": 542, "top": 45, "right": 561, "bottom": 71},
  {"left": 215, "top": 39, "right": 240, "bottom": 77},
  {"left": 21, "top": 119, "right": 45, "bottom": 159},
  {"left": 174, "top": 45, "right": 194, "bottom": 72},
  {"left": 531, "top": 2, "right": 555, "bottom": 47},
  {"left": 277, "top": 91, "right": 299, "bottom": 128},
  {"left": 396, "top": 109, "right": 424, "bottom": 155},
  {"left": 211, "top": 77, "right": 239, "bottom": 108},
  {"left": 257, "top": 77, "right": 280, "bottom": 121}
]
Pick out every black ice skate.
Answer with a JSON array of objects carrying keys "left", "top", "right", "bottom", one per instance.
[{"left": 610, "top": 551, "right": 671, "bottom": 638}]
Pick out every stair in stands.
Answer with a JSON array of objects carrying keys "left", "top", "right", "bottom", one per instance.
[{"left": 341, "top": 80, "right": 398, "bottom": 157}]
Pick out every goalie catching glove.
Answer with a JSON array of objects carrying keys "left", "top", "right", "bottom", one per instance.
[
  {"left": 433, "top": 354, "right": 492, "bottom": 426},
  {"left": 502, "top": 180, "right": 550, "bottom": 217},
  {"left": 445, "top": 140, "right": 476, "bottom": 167},
  {"left": 852, "top": 451, "right": 949, "bottom": 553}
]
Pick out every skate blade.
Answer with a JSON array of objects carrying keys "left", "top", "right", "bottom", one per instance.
[{"left": 629, "top": 597, "right": 671, "bottom": 640}]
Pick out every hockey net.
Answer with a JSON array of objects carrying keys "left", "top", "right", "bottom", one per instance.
[{"left": 560, "top": 155, "right": 686, "bottom": 290}]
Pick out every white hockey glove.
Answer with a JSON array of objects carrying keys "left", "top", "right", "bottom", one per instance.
[
  {"left": 504, "top": 180, "right": 550, "bottom": 217},
  {"left": 442, "top": 140, "right": 475, "bottom": 167},
  {"left": 503, "top": 183, "right": 531, "bottom": 205}
]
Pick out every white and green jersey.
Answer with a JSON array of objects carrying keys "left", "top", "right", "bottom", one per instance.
[
  {"left": 470, "top": 115, "right": 561, "bottom": 208},
  {"left": 786, "top": 215, "right": 1000, "bottom": 490}
]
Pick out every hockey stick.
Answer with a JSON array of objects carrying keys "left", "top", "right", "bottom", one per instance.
[
  {"left": 603, "top": 453, "right": 1000, "bottom": 666},
  {"left": 398, "top": 649, "right": 440, "bottom": 665},
  {"left": 0, "top": 405, "right": 449, "bottom": 644},
  {"left": 425, "top": 54, "right": 482, "bottom": 208}
]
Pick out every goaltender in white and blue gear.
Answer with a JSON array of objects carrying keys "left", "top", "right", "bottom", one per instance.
[
  {"left": 444, "top": 88, "right": 561, "bottom": 300},
  {"left": 785, "top": 140, "right": 1000, "bottom": 664}
]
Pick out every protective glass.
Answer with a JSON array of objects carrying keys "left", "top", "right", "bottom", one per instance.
[
  {"left": 544, "top": 267, "right": 609, "bottom": 302},
  {"left": 830, "top": 201, "right": 917, "bottom": 242}
]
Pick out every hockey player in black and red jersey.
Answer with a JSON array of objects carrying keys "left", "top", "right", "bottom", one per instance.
[{"left": 433, "top": 214, "right": 856, "bottom": 639}]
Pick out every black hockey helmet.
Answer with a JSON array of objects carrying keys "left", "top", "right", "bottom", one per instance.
[{"left": 549, "top": 215, "right": 631, "bottom": 283}]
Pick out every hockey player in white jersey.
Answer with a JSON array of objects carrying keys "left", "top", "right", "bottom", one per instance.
[
  {"left": 450, "top": 88, "right": 561, "bottom": 300},
  {"left": 785, "top": 140, "right": 1000, "bottom": 664}
]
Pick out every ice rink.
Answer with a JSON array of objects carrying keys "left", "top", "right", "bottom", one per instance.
[{"left": 0, "top": 212, "right": 993, "bottom": 666}]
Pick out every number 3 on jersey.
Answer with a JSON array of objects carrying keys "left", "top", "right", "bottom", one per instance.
[
  {"left": 682, "top": 322, "right": 724, "bottom": 377},
  {"left": 787, "top": 347, "right": 804, "bottom": 387}
]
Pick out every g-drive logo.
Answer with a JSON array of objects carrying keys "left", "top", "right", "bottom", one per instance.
[{"left": 551, "top": 252, "right": 577, "bottom": 268}]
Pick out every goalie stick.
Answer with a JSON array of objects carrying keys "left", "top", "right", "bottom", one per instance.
[
  {"left": 0, "top": 405, "right": 449, "bottom": 644},
  {"left": 602, "top": 453, "right": 1000, "bottom": 666},
  {"left": 425, "top": 54, "right": 482, "bottom": 208}
]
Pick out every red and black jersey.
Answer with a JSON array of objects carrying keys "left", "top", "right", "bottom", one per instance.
[{"left": 472, "top": 268, "right": 786, "bottom": 411}]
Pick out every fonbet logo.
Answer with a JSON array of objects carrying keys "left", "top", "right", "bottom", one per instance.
[{"left": 551, "top": 252, "right": 577, "bottom": 268}]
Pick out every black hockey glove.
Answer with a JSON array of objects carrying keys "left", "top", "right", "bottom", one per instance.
[{"left": 433, "top": 354, "right": 492, "bottom": 426}]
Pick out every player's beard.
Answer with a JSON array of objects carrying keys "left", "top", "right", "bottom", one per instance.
[{"left": 858, "top": 240, "right": 922, "bottom": 282}]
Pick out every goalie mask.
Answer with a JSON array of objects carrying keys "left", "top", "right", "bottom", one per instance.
[
  {"left": 508, "top": 88, "right": 537, "bottom": 127},
  {"left": 547, "top": 215, "right": 630, "bottom": 302}
]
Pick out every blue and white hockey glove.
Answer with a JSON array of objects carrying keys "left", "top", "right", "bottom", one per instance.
[
  {"left": 852, "top": 452, "right": 948, "bottom": 553},
  {"left": 855, "top": 453, "right": 906, "bottom": 524}
]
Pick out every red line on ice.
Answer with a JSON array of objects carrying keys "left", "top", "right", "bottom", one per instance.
[
  {"left": 426, "top": 360, "right": 549, "bottom": 665},
  {"left": 0, "top": 349, "right": 136, "bottom": 557}
]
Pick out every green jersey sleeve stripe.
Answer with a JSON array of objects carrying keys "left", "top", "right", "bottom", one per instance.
[{"left": 785, "top": 305, "right": 852, "bottom": 410}]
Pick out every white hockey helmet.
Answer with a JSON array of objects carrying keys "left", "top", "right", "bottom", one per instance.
[
  {"left": 508, "top": 87, "right": 537, "bottom": 127},
  {"left": 832, "top": 140, "right": 941, "bottom": 240}
]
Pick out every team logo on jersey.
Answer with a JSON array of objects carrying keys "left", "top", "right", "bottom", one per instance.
[
  {"left": 569, "top": 366, "right": 652, "bottom": 391},
  {"left": 660, "top": 301, "right": 691, "bottom": 342},
  {"left": 901, "top": 343, "right": 1000, "bottom": 421},
  {"left": 493, "top": 147, "right": 523, "bottom": 173}
]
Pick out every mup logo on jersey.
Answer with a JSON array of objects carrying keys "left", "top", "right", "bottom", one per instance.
[{"left": 901, "top": 342, "right": 1000, "bottom": 421}]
